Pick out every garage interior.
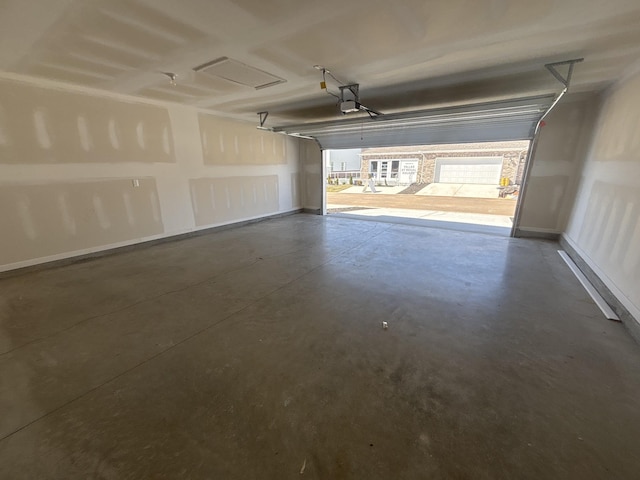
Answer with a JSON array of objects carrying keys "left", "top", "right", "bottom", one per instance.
[{"left": 1, "top": 0, "right": 640, "bottom": 478}]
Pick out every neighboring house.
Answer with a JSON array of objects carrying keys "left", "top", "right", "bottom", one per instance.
[
  {"left": 326, "top": 148, "right": 362, "bottom": 183},
  {"left": 359, "top": 141, "right": 530, "bottom": 186}
]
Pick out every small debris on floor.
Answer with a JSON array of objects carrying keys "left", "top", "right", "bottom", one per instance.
[
  {"left": 382, "top": 321, "right": 388, "bottom": 329},
  {"left": 300, "top": 458, "right": 307, "bottom": 474}
]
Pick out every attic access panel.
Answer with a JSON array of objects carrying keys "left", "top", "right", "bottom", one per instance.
[
  {"left": 194, "top": 57, "right": 286, "bottom": 90},
  {"left": 274, "top": 95, "right": 555, "bottom": 149}
]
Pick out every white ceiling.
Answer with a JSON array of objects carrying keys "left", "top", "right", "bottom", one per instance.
[{"left": 1, "top": 0, "right": 639, "bottom": 125}]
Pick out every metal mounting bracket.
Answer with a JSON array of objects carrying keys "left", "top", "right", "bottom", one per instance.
[
  {"left": 339, "top": 84, "right": 360, "bottom": 102},
  {"left": 160, "top": 71, "right": 177, "bottom": 86},
  {"left": 545, "top": 58, "right": 584, "bottom": 89},
  {"left": 257, "top": 111, "right": 269, "bottom": 128}
]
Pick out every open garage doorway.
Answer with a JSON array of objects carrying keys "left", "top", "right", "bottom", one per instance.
[{"left": 325, "top": 141, "right": 531, "bottom": 235}]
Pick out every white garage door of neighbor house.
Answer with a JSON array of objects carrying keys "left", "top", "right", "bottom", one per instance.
[{"left": 435, "top": 157, "right": 502, "bottom": 184}]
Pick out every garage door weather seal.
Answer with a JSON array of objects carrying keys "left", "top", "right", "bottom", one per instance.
[{"left": 558, "top": 250, "right": 620, "bottom": 321}]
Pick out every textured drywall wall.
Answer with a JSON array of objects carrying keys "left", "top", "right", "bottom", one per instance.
[
  {"left": 198, "top": 113, "right": 287, "bottom": 166},
  {"left": 517, "top": 94, "right": 600, "bottom": 235},
  {"left": 0, "top": 79, "right": 174, "bottom": 164},
  {"left": 0, "top": 179, "right": 163, "bottom": 265},
  {"left": 0, "top": 76, "right": 302, "bottom": 271},
  {"left": 564, "top": 72, "right": 640, "bottom": 322},
  {"left": 189, "top": 175, "right": 279, "bottom": 226},
  {"left": 300, "top": 139, "right": 322, "bottom": 211}
]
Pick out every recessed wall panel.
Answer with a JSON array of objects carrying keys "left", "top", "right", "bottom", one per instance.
[
  {"left": 189, "top": 176, "right": 279, "bottom": 226},
  {"left": 0, "top": 179, "right": 164, "bottom": 265},
  {"left": 198, "top": 113, "right": 286, "bottom": 165},
  {"left": 0, "top": 78, "right": 175, "bottom": 164},
  {"left": 575, "top": 181, "right": 640, "bottom": 306}
]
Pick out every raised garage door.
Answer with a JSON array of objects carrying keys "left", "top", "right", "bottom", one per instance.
[
  {"left": 273, "top": 95, "right": 554, "bottom": 149},
  {"left": 435, "top": 157, "right": 502, "bottom": 184}
]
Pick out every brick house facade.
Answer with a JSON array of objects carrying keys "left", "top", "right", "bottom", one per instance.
[{"left": 359, "top": 141, "right": 530, "bottom": 186}]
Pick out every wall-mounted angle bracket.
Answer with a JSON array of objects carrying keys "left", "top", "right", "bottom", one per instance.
[
  {"left": 257, "top": 111, "right": 269, "bottom": 128},
  {"left": 545, "top": 58, "right": 584, "bottom": 89}
]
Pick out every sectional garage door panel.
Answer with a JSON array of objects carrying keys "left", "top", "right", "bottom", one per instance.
[
  {"left": 274, "top": 95, "right": 554, "bottom": 149},
  {"left": 435, "top": 157, "right": 503, "bottom": 184},
  {"left": 312, "top": 120, "right": 533, "bottom": 149}
]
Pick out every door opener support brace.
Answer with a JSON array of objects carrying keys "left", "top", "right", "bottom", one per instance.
[
  {"left": 545, "top": 58, "right": 584, "bottom": 89},
  {"left": 257, "top": 111, "right": 269, "bottom": 128}
]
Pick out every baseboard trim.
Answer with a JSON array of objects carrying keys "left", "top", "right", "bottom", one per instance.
[
  {"left": 0, "top": 209, "right": 303, "bottom": 279},
  {"left": 513, "top": 228, "right": 560, "bottom": 240},
  {"left": 303, "top": 208, "right": 322, "bottom": 215},
  {"left": 559, "top": 236, "right": 640, "bottom": 344}
]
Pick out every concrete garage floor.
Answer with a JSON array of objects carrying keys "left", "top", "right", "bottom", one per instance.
[
  {"left": 1, "top": 215, "right": 640, "bottom": 479},
  {"left": 329, "top": 207, "right": 514, "bottom": 236}
]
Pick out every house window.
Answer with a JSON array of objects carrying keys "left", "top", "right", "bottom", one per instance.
[{"left": 391, "top": 160, "right": 399, "bottom": 178}]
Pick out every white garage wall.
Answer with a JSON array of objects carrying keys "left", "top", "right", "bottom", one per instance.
[
  {"left": 516, "top": 93, "right": 601, "bottom": 236},
  {"left": 0, "top": 75, "right": 303, "bottom": 272},
  {"left": 300, "top": 139, "right": 323, "bottom": 213},
  {"left": 563, "top": 71, "right": 640, "bottom": 324}
]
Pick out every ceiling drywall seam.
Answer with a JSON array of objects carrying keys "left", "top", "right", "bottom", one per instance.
[{"left": 0, "top": 70, "right": 258, "bottom": 126}]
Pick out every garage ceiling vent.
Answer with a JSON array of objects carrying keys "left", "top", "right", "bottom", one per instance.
[
  {"left": 273, "top": 95, "right": 556, "bottom": 149},
  {"left": 193, "top": 57, "right": 286, "bottom": 89}
]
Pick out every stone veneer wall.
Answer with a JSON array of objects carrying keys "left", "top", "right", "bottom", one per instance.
[{"left": 360, "top": 149, "right": 528, "bottom": 185}]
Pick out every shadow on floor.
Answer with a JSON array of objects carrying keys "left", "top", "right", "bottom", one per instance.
[{"left": 331, "top": 212, "right": 512, "bottom": 237}]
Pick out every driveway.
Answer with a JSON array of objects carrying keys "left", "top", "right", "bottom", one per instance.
[
  {"left": 338, "top": 185, "right": 407, "bottom": 194},
  {"left": 416, "top": 183, "right": 500, "bottom": 198},
  {"left": 326, "top": 192, "right": 516, "bottom": 216}
]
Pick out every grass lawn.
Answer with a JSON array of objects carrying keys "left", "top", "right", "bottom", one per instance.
[{"left": 326, "top": 184, "right": 353, "bottom": 193}]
